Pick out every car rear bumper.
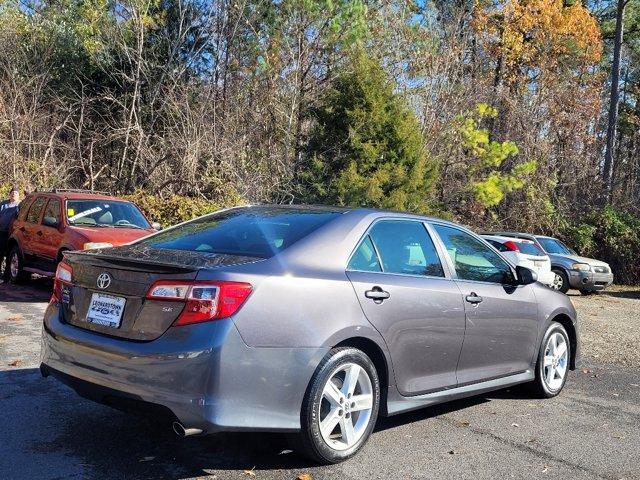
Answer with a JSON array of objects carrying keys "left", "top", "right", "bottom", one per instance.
[
  {"left": 567, "top": 270, "right": 614, "bottom": 291},
  {"left": 40, "top": 302, "right": 327, "bottom": 433}
]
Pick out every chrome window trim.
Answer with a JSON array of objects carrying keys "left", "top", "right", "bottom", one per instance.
[{"left": 346, "top": 216, "right": 451, "bottom": 280}]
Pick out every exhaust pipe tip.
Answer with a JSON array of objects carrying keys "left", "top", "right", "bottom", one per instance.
[{"left": 172, "top": 422, "right": 203, "bottom": 437}]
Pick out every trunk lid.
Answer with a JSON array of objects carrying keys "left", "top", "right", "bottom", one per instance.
[{"left": 60, "top": 245, "right": 259, "bottom": 341}]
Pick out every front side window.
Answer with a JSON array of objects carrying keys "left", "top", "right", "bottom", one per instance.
[
  {"left": 433, "top": 224, "right": 514, "bottom": 284},
  {"left": 25, "top": 197, "right": 46, "bottom": 224},
  {"left": 66, "top": 200, "right": 150, "bottom": 229},
  {"left": 42, "top": 199, "right": 61, "bottom": 227},
  {"left": 363, "top": 220, "right": 445, "bottom": 277}
]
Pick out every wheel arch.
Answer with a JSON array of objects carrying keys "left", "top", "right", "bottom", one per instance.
[
  {"left": 550, "top": 313, "right": 577, "bottom": 370},
  {"left": 334, "top": 336, "right": 392, "bottom": 416}
]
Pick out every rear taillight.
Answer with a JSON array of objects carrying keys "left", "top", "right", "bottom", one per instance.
[
  {"left": 503, "top": 241, "right": 520, "bottom": 252},
  {"left": 146, "top": 280, "right": 252, "bottom": 326},
  {"left": 52, "top": 262, "right": 73, "bottom": 303}
]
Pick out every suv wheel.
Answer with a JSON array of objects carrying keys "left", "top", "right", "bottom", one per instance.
[
  {"left": 298, "top": 347, "right": 380, "bottom": 464},
  {"left": 530, "top": 322, "right": 570, "bottom": 398},
  {"left": 551, "top": 269, "right": 569, "bottom": 294},
  {"left": 7, "top": 246, "right": 29, "bottom": 283}
]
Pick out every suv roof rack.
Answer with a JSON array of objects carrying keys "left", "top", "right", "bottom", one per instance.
[{"left": 36, "top": 188, "right": 111, "bottom": 196}]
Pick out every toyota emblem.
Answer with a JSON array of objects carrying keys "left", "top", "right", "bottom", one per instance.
[{"left": 96, "top": 272, "right": 112, "bottom": 289}]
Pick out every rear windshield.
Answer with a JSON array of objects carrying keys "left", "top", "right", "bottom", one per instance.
[
  {"left": 517, "top": 241, "right": 545, "bottom": 256},
  {"left": 537, "top": 237, "right": 573, "bottom": 255},
  {"left": 137, "top": 207, "right": 342, "bottom": 258}
]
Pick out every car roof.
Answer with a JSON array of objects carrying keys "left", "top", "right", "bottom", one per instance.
[{"left": 28, "top": 191, "right": 131, "bottom": 202}]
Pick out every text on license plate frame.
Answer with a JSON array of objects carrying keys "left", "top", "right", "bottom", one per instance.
[{"left": 86, "top": 293, "right": 126, "bottom": 328}]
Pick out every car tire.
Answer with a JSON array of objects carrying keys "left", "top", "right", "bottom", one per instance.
[
  {"left": 297, "top": 347, "right": 380, "bottom": 464},
  {"left": 529, "top": 322, "right": 571, "bottom": 398},
  {"left": 551, "top": 269, "right": 569, "bottom": 294},
  {"left": 7, "top": 246, "right": 29, "bottom": 284}
]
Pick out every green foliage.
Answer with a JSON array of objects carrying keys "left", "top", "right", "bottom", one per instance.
[
  {"left": 560, "top": 206, "right": 640, "bottom": 284},
  {"left": 301, "top": 50, "right": 438, "bottom": 213},
  {"left": 456, "top": 104, "right": 535, "bottom": 209},
  {"left": 122, "top": 191, "right": 243, "bottom": 228}
]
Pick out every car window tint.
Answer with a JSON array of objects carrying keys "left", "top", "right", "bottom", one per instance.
[
  {"left": 434, "top": 224, "right": 513, "bottom": 284},
  {"left": 537, "top": 237, "right": 572, "bottom": 255},
  {"left": 368, "top": 220, "right": 444, "bottom": 277},
  {"left": 138, "top": 207, "right": 342, "bottom": 258},
  {"left": 486, "top": 239, "right": 510, "bottom": 252},
  {"left": 25, "top": 197, "right": 46, "bottom": 224},
  {"left": 66, "top": 200, "right": 150, "bottom": 228},
  {"left": 517, "top": 241, "right": 545, "bottom": 256},
  {"left": 348, "top": 235, "right": 382, "bottom": 272},
  {"left": 42, "top": 199, "right": 61, "bottom": 226}
]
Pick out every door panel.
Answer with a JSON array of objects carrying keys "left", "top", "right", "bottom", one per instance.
[
  {"left": 38, "top": 199, "right": 63, "bottom": 272},
  {"left": 22, "top": 196, "right": 47, "bottom": 266},
  {"left": 348, "top": 271, "right": 466, "bottom": 395},
  {"left": 346, "top": 219, "right": 465, "bottom": 396},
  {"left": 431, "top": 223, "right": 541, "bottom": 385},
  {"left": 455, "top": 282, "right": 538, "bottom": 384}
]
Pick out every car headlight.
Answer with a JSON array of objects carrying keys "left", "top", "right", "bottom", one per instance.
[
  {"left": 83, "top": 242, "right": 113, "bottom": 250},
  {"left": 571, "top": 262, "right": 591, "bottom": 272}
]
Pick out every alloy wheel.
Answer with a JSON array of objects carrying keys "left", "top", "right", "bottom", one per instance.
[
  {"left": 10, "top": 252, "right": 19, "bottom": 279},
  {"left": 551, "top": 273, "right": 563, "bottom": 291},
  {"left": 542, "top": 332, "right": 568, "bottom": 391},
  {"left": 318, "top": 362, "right": 373, "bottom": 451}
]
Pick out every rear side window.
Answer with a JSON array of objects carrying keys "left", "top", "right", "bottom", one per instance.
[
  {"left": 517, "top": 241, "right": 545, "bottom": 256},
  {"left": 348, "top": 236, "right": 382, "bottom": 272},
  {"left": 486, "top": 239, "right": 510, "bottom": 252},
  {"left": 138, "top": 207, "right": 342, "bottom": 258},
  {"left": 365, "top": 220, "right": 444, "bottom": 277},
  {"left": 25, "top": 197, "right": 46, "bottom": 223}
]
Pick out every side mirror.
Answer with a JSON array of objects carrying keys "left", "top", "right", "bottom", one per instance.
[
  {"left": 516, "top": 265, "right": 538, "bottom": 285},
  {"left": 151, "top": 221, "right": 162, "bottom": 231},
  {"left": 42, "top": 216, "right": 59, "bottom": 228}
]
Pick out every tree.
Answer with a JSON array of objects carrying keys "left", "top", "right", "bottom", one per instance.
[
  {"left": 603, "top": 0, "right": 632, "bottom": 196},
  {"left": 300, "top": 50, "right": 438, "bottom": 213}
]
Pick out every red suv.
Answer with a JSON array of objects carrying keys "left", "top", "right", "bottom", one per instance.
[{"left": 5, "top": 190, "right": 157, "bottom": 283}]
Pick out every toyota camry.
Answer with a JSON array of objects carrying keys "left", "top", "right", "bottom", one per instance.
[{"left": 40, "top": 205, "right": 578, "bottom": 463}]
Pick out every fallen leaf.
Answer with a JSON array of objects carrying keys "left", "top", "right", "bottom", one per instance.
[
  {"left": 0, "top": 335, "right": 8, "bottom": 342},
  {"left": 243, "top": 468, "right": 256, "bottom": 477},
  {"left": 542, "top": 466, "right": 549, "bottom": 473},
  {"left": 455, "top": 421, "right": 470, "bottom": 428},
  {"left": 8, "top": 360, "right": 22, "bottom": 367},
  {"left": 297, "top": 474, "right": 313, "bottom": 480},
  {"left": 511, "top": 423, "right": 520, "bottom": 428},
  {"left": 580, "top": 368, "right": 592, "bottom": 374},
  {"left": 6, "top": 315, "right": 22, "bottom": 321}
]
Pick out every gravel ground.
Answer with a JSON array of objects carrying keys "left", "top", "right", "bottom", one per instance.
[
  {"left": 570, "top": 286, "right": 640, "bottom": 367},
  {"left": 1, "top": 279, "right": 639, "bottom": 480}
]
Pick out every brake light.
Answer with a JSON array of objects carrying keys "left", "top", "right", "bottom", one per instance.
[
  {"left": 52, "top": 262, "right": 73, "bottom": 303},
  {"left": 146, "top": 280, "right": 252, "bottom": 326},
  {"left": 503, "top": 241, "right": 520, "bottom": 252}
]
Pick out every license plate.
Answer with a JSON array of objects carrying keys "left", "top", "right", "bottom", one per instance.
[{"left": 86, "top": 293, "right": 126, "bottom": 328}]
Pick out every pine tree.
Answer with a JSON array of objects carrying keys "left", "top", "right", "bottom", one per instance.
[{"left": 301, "top": 50, "right": 438, "bottom": 213}]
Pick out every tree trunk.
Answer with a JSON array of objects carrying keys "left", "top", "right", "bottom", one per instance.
[{"left": 603, "top": 0, "right": 628, "bottom": 196}]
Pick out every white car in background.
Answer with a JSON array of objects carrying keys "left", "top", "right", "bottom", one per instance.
[{"left": 482, "top": 235, "right": 558, "bottom": 289}]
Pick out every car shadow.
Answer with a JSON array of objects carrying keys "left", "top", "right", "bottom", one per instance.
[
  {"left": 0, "top": 367, "right": 537, "bottom": 479},
  {"left": 0, "top": 277, "right": 52, "bottom": 303}
]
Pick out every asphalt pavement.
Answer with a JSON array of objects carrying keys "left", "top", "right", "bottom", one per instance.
[{"left": 1, "top": 279, "right": 639, "bottom": 480}]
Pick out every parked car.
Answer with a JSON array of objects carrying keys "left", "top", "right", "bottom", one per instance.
[
  {"left": 489, "top": 232, "right": 613, "bottom": 294},
  {"left": 5, "top": 189, "right": 157, "bottom": 283},
  {"left": 481, "top": 235, "right": 558, "bottom": 289},
  {"left": 41, "top": 206, "right": 578, "bottom": 464}
]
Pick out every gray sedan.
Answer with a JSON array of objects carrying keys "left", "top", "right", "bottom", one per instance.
[{"left": 40, "top": 206, "right": 578, "bottom": 463}]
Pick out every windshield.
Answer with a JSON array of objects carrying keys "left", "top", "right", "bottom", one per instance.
[
  {"left": 537, "top": 237, "right": 573, "bottom": 255},
  {"left": 137, "top": 207, "right": 342, "bottom": 258},
  {"left": 66, "top": 200, "right": 150, "bottom": 229}
]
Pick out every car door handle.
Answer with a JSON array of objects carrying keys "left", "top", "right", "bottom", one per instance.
[
  {"left": 465, "top": 292, "right": 483, "bottom": 304},
  {"left": 365, "top": 287, "right": 390, "bottom": 302}
]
